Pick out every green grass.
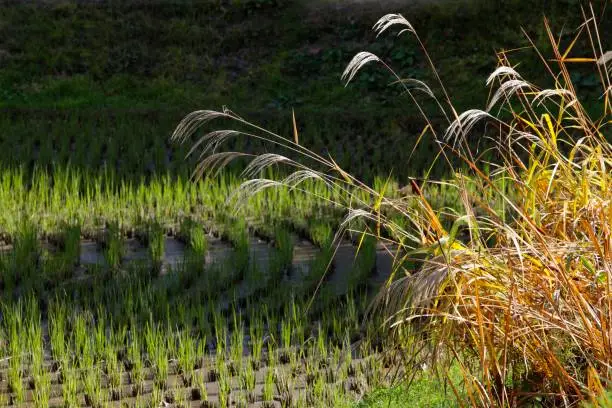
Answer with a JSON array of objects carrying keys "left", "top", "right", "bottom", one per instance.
[
  {"left": 355, "top": 363, "right": 465, "bottom": 407},
  {"left": 357, "top": 383, "right": 458, "bottom": 408}
]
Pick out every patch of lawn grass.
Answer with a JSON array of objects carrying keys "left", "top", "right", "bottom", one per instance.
[{"left": 356, "top": 376, "right": 461, "bottom": 408}]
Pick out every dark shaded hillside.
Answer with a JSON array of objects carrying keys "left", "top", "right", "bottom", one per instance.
[{"left": 0, "top": 0, "right": 607, "bottom": 181}]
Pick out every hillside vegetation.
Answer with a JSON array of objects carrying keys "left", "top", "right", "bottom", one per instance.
[{"left": 1, "top": 0, "right": 604, "bottom": 181}]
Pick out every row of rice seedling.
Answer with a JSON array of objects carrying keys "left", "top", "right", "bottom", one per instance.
[
  {"left": 0, "top": 270, "right": 392, "bottom": 407},
  {"left": 0, "top": 112, "right": 200, "bottom": 182},
  {"left": 1, "top": 102, "right": 463, "bottom": 188},
  {"left": 0, "top": 182, "right": 402, "bottom": 405},
  {"left": 1, "top": 216, "right": 388, "bottom": 316},
  {"left": 0, "top": 167, "right": 364, "bottom": 241},
  {"left": 0, "top": 163, "right": 472, "bottom": 250}
]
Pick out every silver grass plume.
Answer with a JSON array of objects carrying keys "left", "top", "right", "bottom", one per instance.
[
  {"left": 373, "top": 14, "right": 415, "bottom": 38},
  {"left": 487, "top": 79, "right": 533, "bottom": 112},
  {"left": 241, "top": 153, "right": 293, "bottom": 179},
  {"left": 444, "top": 109, "right": 493, "bottom": 146},
  {"left": 171, "top": 110, "right": 229, "bottom": 143},
  {"left": 532, "top": 89, "right": 575, "bottom": 106},
  {"left": 342, "top": 52, "right": 380, "bottom": 86},
  {"left": 485, "top": 66, "right": 522, "bottom": 87}
]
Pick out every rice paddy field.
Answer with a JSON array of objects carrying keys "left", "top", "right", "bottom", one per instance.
[
  {"left": 1, "top": 0, "right": 609, "bottom": 407},
  {"left": 0, "top": 166, "right": 466, "bottom": 407},
  {"left": 0, "top": 167, "right": 405, "bottom": 406}
]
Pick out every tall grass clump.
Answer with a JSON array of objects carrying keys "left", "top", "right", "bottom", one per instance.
[{"left": 172, "top": 5, "right": 611, "bottom": 406}]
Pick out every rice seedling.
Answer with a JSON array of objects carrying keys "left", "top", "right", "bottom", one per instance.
[
  {"left": 188, "top": 221, "right": 208, "bottom": 256},
  {"left": 316, "top": 323, "right": 327, "bottom": 361},
  {"left": 31, "top": 337, "right": 45, "bottom": 386},
  {"left": 62, "top": 366, "right": 80, "bottom": 408},
  {"left": 326, "top": 350, "right": 340, "bottom": 385},
  {"left": 106, "top": 343, "right": 123, "bottom": 400},
  {"left": 72, "top": 312, "right": 86, "bottom": 352},
  {"left": 154, "top": 345, "right": 169, "bottom": 389},
  {"left": 150, "top": 384, "right": 164, "bottom": 408},
  {"left": 273, "top": 227, "right": 294, "bottom": 276},
  {"left": 275, "top": 370, "right": 294, "bottom": 408},
  {"left": 196, "top": 333, "right": 207, "bottom": 366},
  {"left": 226, "top": 218, "right": 249, "bottom": 279},
  {"left": 230, "top": 311, "right": 245, "bottom": 371},
  {"left": 134, "top": 395, "right": 147, "bottom": 408},
  {"left": 348, "top": 235, "right": 376, "bottom": 291},
  {"left": 32, "top": 370, "right": 51, "bottom": 408},
  {"left": 267, "top": 340, "right": 277, "bottom": 368},
  {"left": 174, "top": 383, "right": 189, "bottom": 408},
  {"left": 344, "top": 292, "right": 359, "bottom": 332},
  {"left": 26, "top": 298, "right": 44, "bottom": 376},
  {"left": 280, "top": 318, "right": 291, "bottom": 351},
  {"left": 59, "top": 222, "right": 81, "bottom": 267},
  {"left": 241, "top": 358, "right": 257, "bottom": 403},
  {"left": 49, "top": 299, "right": 68, "bottom": 363},
  {"left": 310, "top": 372, "right": 326, "bottom": 405},
  {"left": 263, "top": 367, "right": 275, "bottom": 403},
  {"left": 94, "top": 313, "right": 107, "bottom": 362},
  {"left": 289, "top": 347, "right": 301, "bottom": 377},
  {"left": 83, "top": 367, "right": 103, "bottom": 408},
  {"left": 9, "top": 220, "right": 40, "bottom": 289},
  {"left": 218, "top": 363, "right": 232, "bottom": 408},
  {"left": 249, "top": 314, "right": 264, "bottom": 368},
  {"left": 363, "top": 356, "right": 383, "bottom": 389},
  {"left": 213, "top": 307, "right": 227, "bottom": 359},
  {"left": 340, "top": 331, "right": 353, "bottom": 379},
  {"left": 147, "top": 221, "right": 165, "bottom": 273},
  {"left": 177, "top": 329, "right": 197, "bottom": 385},
  {"left": 236, "top": 393, "right": 249, "bottom": 408},
  {"left": 325, "top": 383, "right": 347, "bottom": 407},
  {"left": 305, "top": 244, "right": 334, "bottom": 295},
  {"left": 128, "top": 335, "right": 145, "bottom": 395},
  {"left": 4, "top": 302, "right": 24, "bottom": 403},
  {"left": 145, "top": 322, "right": 169, "bottom": 389},
  {"left": 330, "top": 312, "right": 343, "bottom": 346},
  {"left": 7, "top": 355, "right": 24, "bottom": 405},
  {"left": 295, "top": 392, "right": 308, "bottom": 408},
  {"left": 103, "top": 220, "right": 124, "bottom": 271},
  {"left": 309, "top": 222, "right": 334, "bottom": 248},
  {"left": 192, "top": 371, "right": 208, "bottom": 403}
]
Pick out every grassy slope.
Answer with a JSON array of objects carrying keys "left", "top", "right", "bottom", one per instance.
[{"left": 0, "top": 0, "right": 602, "bottom": 182}]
